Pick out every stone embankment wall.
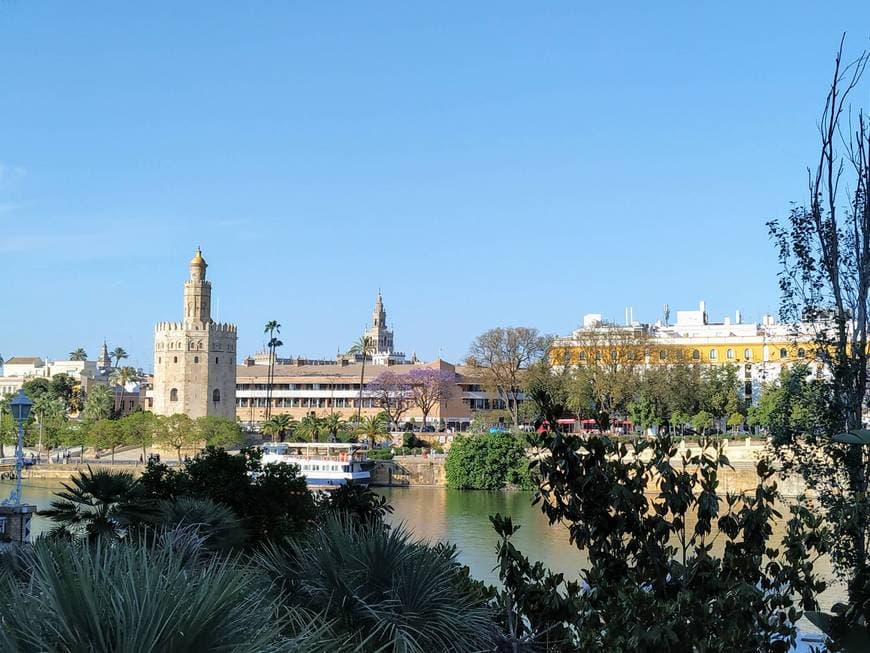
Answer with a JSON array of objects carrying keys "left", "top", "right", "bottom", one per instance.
[
  {"left": 18, "top": 464, "right": 143, "bottom": 481},
  {"left": 371, "top": 440, "right": 810, "bottom": 497}
]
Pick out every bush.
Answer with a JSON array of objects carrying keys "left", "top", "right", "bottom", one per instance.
[
  {"left": 445, "top": 432, "right": 533, "bottom": 490},
  {"left": 366, "top": 448, "right": 394, "bottom": 461},
  {"left": 402, "top": 432, "right": 417, "bottom": 448}
]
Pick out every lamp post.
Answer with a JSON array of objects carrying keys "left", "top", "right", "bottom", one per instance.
[{"left": 2, "top": 389, "right": 33, "bottom": 506}]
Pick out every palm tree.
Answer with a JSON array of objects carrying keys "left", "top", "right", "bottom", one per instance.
[
  {"left": 39, "top": 467, "right": 147, "bottom": 542},
  {"left": 255, "top": 518, "right": 495, "bottom": 652},
  {"left": 296, "top": 415, "right": 325, "bottom": 443},
  {"left": 69, "top": 348, "right": 88, "bottom": 361},
  {"left": 355, "top": 414, "right": 388, "bottom": 449},
  {"left": 110, "top": 346, "right": 128, "bottom": 369},
  {"left": 263, "top": 321, "right": 281, "bottom": 421},
  {"left": 323, "top": 412, "right": 345, "bottom": 441},
  {"left": 109, "top": 366, "right": 137, "bottom": 417},
  {"left": 347, "top": 334, "right": 374, "bottom": 423},
  {"left": 261, "top": 413, "right": 295, "bottom": 443}
]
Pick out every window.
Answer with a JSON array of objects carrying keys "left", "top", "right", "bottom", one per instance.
[
  {"left": 173, "top": 356, "right": 178, "bottom": 364},
  {"left": 780, "top": 348, "right": 787, "bottom": 359},
  {"left": 610, "top": 350, "right": 617, "bottom": 362},
  {"left": 595, "top": 351, "right": 602, "bottom": 361},
  {"left": 692, "top": 349, "right": 700, "bottom": 361},
  {"left": 158, "top": 357, "right": 162, "bottom": 364},
  {"left": 194, "top": 356, "right": 199, "bottom": 364},
  {"left": 797, "top": 348, "right": 806, "bottom": 358},
  {"left": 579, "top": 351, "right": 587, "bottom": 361},
  {"left": 215, "top": 357, "right": 219, "bottom": 364},
  {"left": 709, "top": 349, "right": 718, "bottom": 360},
  {"left": 744, "top": 348, "right": 752, "bottom": 360},
  {"left": 659, "top": 350, "right": 667, "bottom": 361},
  {"left": 726, "top": 348, "right": 734, "bottom": 360},
  {"left": 212, "top": 389, "right": 221, "bottom": 403},
  {"left": 170, "top": 388, "right": 178, "bottom": 402}
]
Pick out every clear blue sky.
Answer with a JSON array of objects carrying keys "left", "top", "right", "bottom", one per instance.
[{"left": 1, "top": 2, "right": 869, "bottom": 371}]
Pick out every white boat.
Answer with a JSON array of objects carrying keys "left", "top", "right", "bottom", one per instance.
[{"left": 260, "top": 442, "right": 371, "bottom": 488}]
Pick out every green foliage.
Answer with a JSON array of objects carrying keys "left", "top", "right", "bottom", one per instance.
[
  {"left": 83, "top": 384, "right": 115, "bottom": 421},
  {"left": 140, "top": 447, "right": 315, "bottom": 546},
  {"left": 155, "top": 413, "right": 195, "bottom": 460},
  {"left": 445, "top": 432, "right": 533, "bottom": 490},
  {"left": 0, "top": 534, "right": 303, "bottom": 652},
  {"left": 149, "top": 497, "right": 247, "bottom": 552},
  {"left": 39, "top": 467, "right": 148, "bottom": 542},
  {"left": 366, "top": 448, "right": 394, "bottom": 460},
  {"left": 196, "top": 415, "right": 243, "bottom": 448},
  {"left": 255, "top": 517, "right": 496, "bottom": 652},
  {"left": 316, "top": 481, "right": 393, "bottom": 526}
]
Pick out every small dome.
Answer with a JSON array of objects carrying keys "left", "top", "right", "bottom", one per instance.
[{"left": 190, "top": 247, "right": 206, "bottom": 267}]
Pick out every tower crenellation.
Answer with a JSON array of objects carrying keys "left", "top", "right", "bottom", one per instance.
[{"left": 152, "top": 249, "right": 237, "bottom": 419}]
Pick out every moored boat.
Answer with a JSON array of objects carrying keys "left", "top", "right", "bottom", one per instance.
[{"left": 260, "top": 442, "right": 371, "bottom": 488}]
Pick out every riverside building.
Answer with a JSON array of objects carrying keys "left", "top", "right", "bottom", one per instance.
[{"left": 552, "top": 300, "right": 819, "bottom": 406}]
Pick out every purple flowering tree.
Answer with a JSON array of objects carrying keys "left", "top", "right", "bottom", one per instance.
[
  {"left": 367, "top": 371, "right": 412, "bottom": 429},
  {"left": 407, "top": 368, "right": 456, "bottom": 429}
]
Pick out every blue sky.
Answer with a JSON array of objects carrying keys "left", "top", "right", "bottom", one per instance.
[{"left": 1, "top": 2, "right": 869, "bottom": 370}]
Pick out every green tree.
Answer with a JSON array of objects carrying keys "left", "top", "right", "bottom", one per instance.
[
  {"left": 119, "top": 411, "right": 157, "bottom": 461},
  {"left": 445, "top": 432, "right": 533, "bottom": 490},
  {"left": 110, "top": 346, "right": 128, "bottom": 369},
  {"left": 700, "top": 364, "right": 744, "bottom": 422},
  {"left": 322, "top": 412, "right": 345, "bottom": 441},
  {"left": 83, "top": 384, "right": 114, "bottom": 422},
  {"left": 39, "top": 467, "right": 145, "bottom": 541},
  {"left": 261, "top": 413, "right": 294, "bottom": 442},
  {"left": 727, "top": 411, "right": 744, "bottom": 435},
  {"left": 295, "top": 414, "right": 326, "bottom": 443},
  {"left": 347, "top": 334, "right": 375, "bottom": 423},
  {"left": 68, "top": 347, "right": 88, "bottom": 361},
  {"left": 110, "top": 366, "right": 138, "bottom": 417},
  {"left": 354, "top": 414, "right": 388, "bottom": 448},
  {"left": 691, "top": 410, "right": 713, "bottom": 434},
  {"left": 195, "top": 415, "right": 243, "bottom": 448},
  {"left": 263, "top": 320, "right": 281, "bottom": 420},
  {"left": 154, "top": 413, "right": 195, "bottom": 461},
  {"left": 49, "top": 373, "right": 77, "bottom": 412},
  {"left": 21, "top": 378, "right": 51, "bottom": 403},
  {"left": 88, "top": 419, "right": 126, "bottom": 464}
]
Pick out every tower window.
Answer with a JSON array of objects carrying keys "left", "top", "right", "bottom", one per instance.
[
  {"left": 170, "top": 388, "right": 178, "bottom": 402},
  {"left": 213, "top": 389, "right": 221, "bottom": 403},
  {"left": 173, "top": 356, "right": 178, "bottom": 364},
  {"left": 215, "top": 357, "right": 219, "bottom": 364},
  {"left": 194, "top": 356, "right": 199, "bottom": 364},
  {"left": 158, "top": 357, "right": 162, "bottom": 364}
]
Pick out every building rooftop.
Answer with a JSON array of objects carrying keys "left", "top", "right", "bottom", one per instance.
[{"left": 3, "top": 357, "right": 44, "bottom": 366}]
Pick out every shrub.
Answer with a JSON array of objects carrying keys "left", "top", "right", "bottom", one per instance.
[
  {"left": 445, "top": 432, "right": 533, "bottom": 490},
  {"left": 366, "top": 448, "right": 394, "bottom": 461}
]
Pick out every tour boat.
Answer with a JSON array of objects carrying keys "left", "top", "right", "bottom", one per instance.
[{"left": 259, "top": 442, "right": 371, "bottom": 488}]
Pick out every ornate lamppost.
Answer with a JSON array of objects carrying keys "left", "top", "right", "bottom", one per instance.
[{"left": 2, "top": 389, "right": 33, "bottom": 506}]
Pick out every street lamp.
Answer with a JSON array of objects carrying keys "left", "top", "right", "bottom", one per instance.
[{"left": 2, "top": 389, "right": 33, "bottom": 506}]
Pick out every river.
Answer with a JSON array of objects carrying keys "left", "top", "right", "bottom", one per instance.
[{"left": 3, "top": 480, "right": 847, "bottom": 609}]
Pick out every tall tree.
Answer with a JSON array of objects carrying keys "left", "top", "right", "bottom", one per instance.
[
  {"left": 110, "top": 366, "right": 138, "bottom": 417},
  {"left": 367, "top": 371, "right": 411, "bottom": 429},
  {"left": 110, "top": 346, "right": 128, "bottom": 369},
  {"left": 767, "top": 38, "right": 870, "bottom": 610},
  {"left": 261, "top": 413, "right": 295, "bottom": 442},
  {"left": 347, "top": 334, "right": 375, "bottom": 424},
  {"left": 154, "top": 413, "right": 195, "bottom": 461},
  {"left": 355, "top": 414, "right": 388, "bottom": 448},
  {"left": 68, "top": 348, "right": 88, "bottom": 361},
  {"left": 407, "top": 368, "right": 456, "bottom": 428},
  {"left": 466, "top": 327, "right": 551, "bottom": 427},
  {"left": 83, "top": 384, "right": 115, "bottom": 422},
  {"left": 263, "top": 320, "right": 282, "bottom": 421}
]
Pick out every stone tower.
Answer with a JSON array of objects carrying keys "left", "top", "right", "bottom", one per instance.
[
  {"left": 152, "top": 248, "right": 237, "bottom": 419},
  {"left": 96, "top": 340, "right": 111, "bottom": 372}
]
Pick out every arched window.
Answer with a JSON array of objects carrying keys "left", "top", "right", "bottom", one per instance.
[
  {"left": 215, "top": 357, "right": 219, "bottom": 364},
  {"left": 212, "top": 389, "right": 221, "bottom": 403},
  {"left": 158, "top": 357, "right": 162, "bottom": 364},
  {"left": 692, "top": 349, "right": 700, "bottom": 361},
  {"left": 659, "top": 350, "right": 667, "bottom": 361},
  {"left": 173, "top": 356, "right": 178, "bottom": 364},
  {"left": 579, "top": 351, "right": 587, "bottom": 361},
  {"left": 595, "top": 351, "right": 602, "bottom": 361},
  {"left": 709, "top": 349, "right": 718, "bottom": 360},
  {"left": 170, "top": 388, "right": 178, "bottom": 402},
  {"left": 744, "top": 348, "right": 752, "bottom": 360},
  {"left": 610, "top": 350, "right": 618, "bottom": 362},
  {"left": 726, "top": 348, "right": 734, "bottom": 360},
  {"left": 780, "top": 348, "right": 787, "bottom": 359},
  {"left": 797, "top": 348, "right": 805, "bottom": 358},
  {"left": 194, "top": 356, "right": 199, "bottom": 364}
]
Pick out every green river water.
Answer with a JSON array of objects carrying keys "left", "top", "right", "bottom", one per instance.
[{"left": 2, "top": 480, "right": 847, "bottom": 609}]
